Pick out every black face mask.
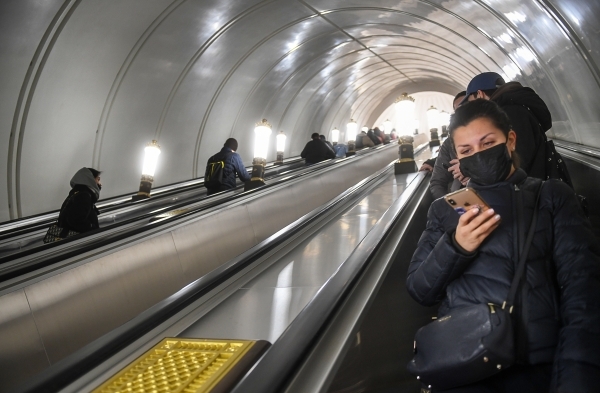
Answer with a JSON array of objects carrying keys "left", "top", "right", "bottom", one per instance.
[
  {"left": 459, "top": 143, "right": 513, "bottom": 186},
  {"left": 97, "top": 184, "right": 102, "bottom": 191}
]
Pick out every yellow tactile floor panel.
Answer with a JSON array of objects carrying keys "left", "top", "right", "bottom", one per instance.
[{"left": 93, "top": 338, "right": 256, "bottom": 393}]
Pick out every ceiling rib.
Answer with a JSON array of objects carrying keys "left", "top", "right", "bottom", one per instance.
[{"left": 296, "top": 0, "right": 415, "bottom": 84}]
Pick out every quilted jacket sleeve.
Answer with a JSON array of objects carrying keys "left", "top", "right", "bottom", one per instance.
[
  {"left": 406, "top": 201, "right": 478, "bottom": 306},
  {"left": 549, "top": 181, "right": 600, "bottom": 392}
]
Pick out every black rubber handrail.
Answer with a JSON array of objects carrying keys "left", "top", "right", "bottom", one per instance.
[
  {"left": 0, "top": 158, "right": 305, "bottom": 238},
  {"left": 229, "top": 172, "right": 429, "bottom": 393},
  {"left": 0, "top": 144, "right": 394, "bottom": 282},
  {"left": 12, "top": 158, "right": 397, "bottom": 393}
]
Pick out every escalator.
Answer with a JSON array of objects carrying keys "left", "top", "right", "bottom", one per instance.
[
  {"left": 0, "top": 144, "right": 396, "bottom": 286},
  {"left": 14, "top": 145, "right": 434, "bottom": 393},
  {"left": 0, "top": 141, "right": 413, "bottom": 392},
  {"left": 13, "top": 141, "right": 600, "bottom": 393}
]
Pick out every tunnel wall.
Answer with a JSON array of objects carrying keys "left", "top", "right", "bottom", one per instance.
[{"left": 1, "top": 0, "right": 599, "bottom": 220}]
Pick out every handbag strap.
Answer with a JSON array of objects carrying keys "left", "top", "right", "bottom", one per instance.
[{"left": 503, "top": 180, "right": 544, "bottom": 312}]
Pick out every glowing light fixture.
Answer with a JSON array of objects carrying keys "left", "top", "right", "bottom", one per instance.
[
  {"left": 133, "top": 140, "right": 161, "bottom": 200},
  {"left": 331, "top": 127, "right": 339, "bottom": 145},
  {"left": 245, "top": 119, "right": 272, "bottom": 191},
  {"left": 426, "top": 105, "right": 440, "bottom": 132},
  {"left": 439, "top": 111, "right": 450, "bottom": 128},
  {"left": 275, "top": 130, "right": 286, "bottom": 165},
  {"left": 346, "top": 119, "right": 358, "bottom": 154},
  {"left": 395, "top": 93, "right": 416, "bottom": 136},
  {"left": 383, "top": 119, "right": 392, "bottom": 134}
]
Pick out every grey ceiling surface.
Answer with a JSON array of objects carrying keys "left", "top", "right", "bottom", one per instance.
[{"left": 0, "top": 0, "right": 598, "bottom": 220}]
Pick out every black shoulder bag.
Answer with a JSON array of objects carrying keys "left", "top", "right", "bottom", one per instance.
[
  {"left": 43, "top": 192, "right": 81, "bottom": 243},
  {"left": 407, "top": 182, "right": 543, "bottom": 390}
]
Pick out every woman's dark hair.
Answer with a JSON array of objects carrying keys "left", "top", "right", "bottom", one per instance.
[
  {"left": 448, "top": 99, "right": 520, "bottom": 168},
  {"left": 224, "top": 138, "right": 238, "bottom": 151},
  {"left": 88, "top": 168, "right": 102, "bottom": 178},
  {"left": 449, "top": 99, "right": 511, "bottom": 139}
]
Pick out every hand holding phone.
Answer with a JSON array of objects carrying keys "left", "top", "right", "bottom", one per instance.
[{"left": 445, "top": 188, "right": 501, "bottom": 252}]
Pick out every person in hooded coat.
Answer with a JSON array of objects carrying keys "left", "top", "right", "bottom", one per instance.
[
  {"left": 407, "top": 100, "right": 600, "bottom": 392},
  {"left": 58, "top": 167, "right": 102, "bottom": 233}
]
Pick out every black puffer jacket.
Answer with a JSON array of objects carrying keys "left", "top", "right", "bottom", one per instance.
[
  {"left": 492, "top": 83, "right": 551, "bottom": 180},
  {"left": 301, "top": 138, "right": 335, "bottom": 164},
  {"left": 407, "top": 169, "right": 600, "bottom": 391},
  {"left": 58, "top": 184, "right": 99, "bottom": 233}
]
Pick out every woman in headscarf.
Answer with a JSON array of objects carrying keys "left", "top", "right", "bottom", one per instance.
[{"left": 58, "top": 167, "right": 102, "bottom": 234}]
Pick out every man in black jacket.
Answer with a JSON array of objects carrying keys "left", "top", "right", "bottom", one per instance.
[
  {"left": 461, "top": 72, "right": 552, "bottom": 180},
  {"left": 301, "top": 133, "right": 335, "bottom": 165}
]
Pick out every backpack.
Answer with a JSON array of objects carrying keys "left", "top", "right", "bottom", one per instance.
[{"left": 204, "top": 152, "right": 231, "bottom": 188}]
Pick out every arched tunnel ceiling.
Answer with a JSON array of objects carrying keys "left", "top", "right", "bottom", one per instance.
[{"left": 0, "top": 0, "right": 599, "bottom": 220}]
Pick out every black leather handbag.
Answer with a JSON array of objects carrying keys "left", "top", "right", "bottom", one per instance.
[{"left": 407, "top": 183, "right": 543, "bottom": 390}]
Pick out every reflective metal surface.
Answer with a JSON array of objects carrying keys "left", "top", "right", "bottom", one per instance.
[
  {"left": 1, "top": 1, "right": 599, "bottom": 220},
  {"left": 0, "top": 145, "right": 397, "bottom": 392},
  {"left": 179, "top": 170, "right": 418, "bottom": 343}
]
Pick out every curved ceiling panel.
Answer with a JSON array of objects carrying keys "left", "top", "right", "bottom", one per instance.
[{"left": 0, "top": 0, "right": 598, "bottom": 220}]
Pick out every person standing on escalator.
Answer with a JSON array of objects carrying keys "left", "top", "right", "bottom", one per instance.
[
  {"left": 301, "top": 133, "right": 335, "bottom": 165},
  {"left": 205, "top": 138, "right": 251, "bottom": 195},
  {"left": 58, "top": 167, "right": 102, "bottom": 234}
]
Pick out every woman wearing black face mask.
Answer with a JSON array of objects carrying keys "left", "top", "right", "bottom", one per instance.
[{"left": 406, "top": 100, "right": 600, "bottom": 392}]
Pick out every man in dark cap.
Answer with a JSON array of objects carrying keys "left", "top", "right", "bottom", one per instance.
[
  {"left": 460, "top": 71, "right": 552, "bottom": 180},
  {"left": 205, "top": 138, "right": 251, "bottom": 195},
  {"left": 301, "top": 133, "right": 335, "bottom": 165}
]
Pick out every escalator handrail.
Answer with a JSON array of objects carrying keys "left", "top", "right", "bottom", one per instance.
[
  {"left": 12, "top": 158, "right": 399, "bottom": 393},
  {"left": 0, "top": 144, "right": 397, "bottom": 284},
  {"left": 230, "top": 172, "right": 428, "bottom": 393},
  {"left": 0, "top": 142, "right": 386, "bottom": 237},
  {"left": 0, "top": 157, "right": 306, "bottom": 237},
  {"left": 0, "top": 142, "right": 388, "bottom": 233}
]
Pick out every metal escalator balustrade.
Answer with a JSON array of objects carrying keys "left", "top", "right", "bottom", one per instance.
[
  {"left": 0, "top": 142, "right": 405, "bottom": 392},
  {"left": 12, "top": 147, "right": 412, "bottom": 393},
  {"left": 0, "top": 157, "right": 306, "bottom": 252},
  {"left": 0, "top": 144, "right": 390, "bottom": 257},
  {"left": 0, "top": 145, "right": 394, "bottom": 284}
]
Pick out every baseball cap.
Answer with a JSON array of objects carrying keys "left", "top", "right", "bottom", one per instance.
[{"left": 459, "top": 72, "right": 505, "bottom": 105}]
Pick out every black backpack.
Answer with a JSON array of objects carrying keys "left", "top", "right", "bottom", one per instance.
[{"left": 204, "top": 152, "right": 231, "bottom": 188}]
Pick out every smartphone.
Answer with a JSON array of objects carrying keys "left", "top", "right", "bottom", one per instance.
[
  {"left": 444, "top": 188, "right": 491, "bottom": 215},
  {"left": 442, "top": 162, "right": 450, "bottom": 170}
]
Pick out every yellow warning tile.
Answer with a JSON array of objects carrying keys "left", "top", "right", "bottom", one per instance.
[{"left": 93, "top": 338, "right": 257, "bottom": 393}]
